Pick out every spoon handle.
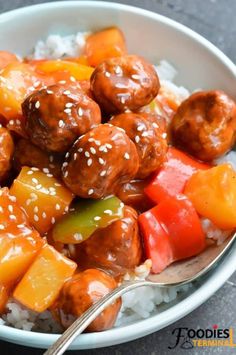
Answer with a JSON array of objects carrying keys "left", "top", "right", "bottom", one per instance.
[{"left": 44, "top": 279, "right": 150, "bottom": 355}]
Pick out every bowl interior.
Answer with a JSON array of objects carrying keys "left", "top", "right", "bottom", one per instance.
[{"left": 0, "top": 1, "right": 235, "bottom": 350}]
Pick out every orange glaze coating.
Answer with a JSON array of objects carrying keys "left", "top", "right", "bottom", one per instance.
[
  {"left": 111, "top": 112, "right": 168, "bottom": 178},
  {"left": 170, "top": 90, "right": 236, "bottom": 161},
  {"left": 0, "top": 126, "right": 14, "bottom": 183},
  {"left": 74, "top": 206, "right": 142, "bottom": 276},
  {"left": 62, "top": 124, "right": 139, "bottom": 198},
  {"left": 13, "top": 139, "right": 63, "bottom": 179},
  {"left": 22, "top": 84, "right": 101, "bottom": 153},
  {"left": 90, "top": 55, "right": 160, "bottom": 114},
  {"left": 57, "top": 269, "right": 121, "bottom": 331}
]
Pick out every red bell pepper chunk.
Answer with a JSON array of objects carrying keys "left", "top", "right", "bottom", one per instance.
[
  {"left": 144, "top": 147, "right": 210, "bottom": 204},
  {"left": 139, "top": 195, "right": 206, "bottom": 273}
]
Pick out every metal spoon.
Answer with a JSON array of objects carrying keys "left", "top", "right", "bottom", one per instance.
[{"left": 44, "top": 232, "right": 236, "bottom": 355}]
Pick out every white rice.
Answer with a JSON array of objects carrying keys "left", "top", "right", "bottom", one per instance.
[
  {"left": 0, "top": 32, "right": 235, "bottom": 333},
  {"left": 32, "top": 32, "right": 90, "bottom": 59}
]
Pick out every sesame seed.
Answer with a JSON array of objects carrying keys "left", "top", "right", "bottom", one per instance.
[
  {"left": 94, "top": 216, "right": 101, "bottom": 221},
  {"left": 70, "top": 76, "right": 76, "bottom": 82},
  {"left": 27, "top": 170, "right": 34, "bottom": 175},
  {"left": 78, "top": 107, "right": 83, "bottom": 116},
  {"left": 17, "top": 224, "right": 25, "bottom": 229},
  {"left": 42, "top": 212, "right": 47, "bottom": 219},
  {"left": 65, "top": 152, "right": 70, "bottom": 158},
  {"left": 73, "top": 153, "right": 77, "bottom": 160},
  {"left": 131, "top": 74, "right": 140, "bottom": 80},
  {"left": 62, "top": 162, "right": 68, "bottom": 168},
  {"left": 55, "top": 204, "right": 61, "bottom": 210},
  {"left": 59, "top": 120, "right": 64, "bottom": 128},
  {"left": 64, "top": 108, "right": 71, "bottom": 114},
  {"left": 99, "top": 145, "right": 107, "bottom": 152},
  {"left": 106, "top": 143, "right": 112, "bottom": 149},
  {"left": 0, "top": 224, "right": 4, "bottom": 230},
  {"left": 137, "top": 125, "right": 145, "bottom": 131},
  {"left": 124, "top": 153, "right": 130, "bottom": 160},
  {"left": 100, "top": 170, "right": 106, "bottom": 176},
  {"left": 78, "top": 148, "right": 83, "bottom": 153},
  {"left": 73, "top": 233, "right": 82, "bottom": 241},
  {"left": 98, "top": 157, "right": 105, "bottom": 165},
  {"left": 88, "top": 188, "right": 94, "bottom": 195},
  {"left": 94, "top": 140, "right": 101, "bottom": 146},
  {"left": 162, "top": 132, "right": 167, "bottom": 139},
  {"left": 59, "top": 80, "right": 66, "bottom": 84},
  {"left": 0, "top": 207, "right": 3, "bottom": 212},
  {"left": 90, "top": 147, "right": 96, "bottom": 154},
  {"left": 35, "top": 101, "right": 40, "bottom": 109},
  {"left": 8, "top": 205, "right": 13, "bottom": 213},
  {"left": 104, "top": 209, "right": 112, "bottom": 215},
  {"left": 36, "top": 184, "right": 42, "bottom": 190},
  {"left": 135, "top": 135, "right": 140, "bottom": 143},
  {"left": 47, "top": 173, "right": 53, "bottom": 178},
  {"left": 87, "top": 158, "right": 92, "bottom": 166},
  {"left": 66, "top": 102, "right": 73, "bottom": 108},
  {"left": 120, "top": 202, "right": 125, "bottom": 208},
  {"left": 51, "top": 217, "right": 55, "bottom": 224},
  {"left": 9, "top": 214, "right": 16, "bottom": 220},
  {"left": 64, "top": 171, "right": 68, "bottom": 178},
  {"left": 8, "top": 120, "right": 14, "bottom": 126},
  {"left": 34, "top": 206, "right": 39, "bottom": 213},
  {"left": 34, "top": 214, "right": 39, "bottom": 222},
  {"left": 32, "top": 178, "right": 38, "bottom": 184},
  {"left": 63, "top": 90, "right": 71, "bottom": 95},
  {"left": 142, "top": 132, "right": 148, "bottom": 137},
  {"left": 152, "top": 122, "right": 159, "bottom": 128},
  {"left": 43, "top": 168, "right": 50, "bottom": 174},
  {"left": 85, "top": 151, "right": 90, "bottom": 158},
  {"left": 47, "top": 90, "right": 53, "bottom": 94},
  {"left": 49, "top": 187, "right": 56, "bottom": 192},
  {"left": 65, "top": 206, "right": 69, "bottom": 212},
  {"left": 120, "top": 96, "right": 126, "bottom": 104},
  {"left": 54, "top": 183, "right": 62, "bottom": 187},
  {"left": 31, "top": 167, "right": 39, "bottom": 171},
  {"left": 105, "top": 72, "right": 111, "bottom": 77},
  {"left": 116, "top": 127, "right": 126, "bottom": 133},
  {"left": 9, "top": 195, "right": 16, "bottom": 202}
]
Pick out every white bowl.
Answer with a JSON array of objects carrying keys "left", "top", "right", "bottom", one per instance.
[{"left": 0, "top": 1, "right": 235, "bottom": 350}]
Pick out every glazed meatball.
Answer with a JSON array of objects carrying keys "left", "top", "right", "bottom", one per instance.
[
  {"left": 22, "top": 84, "right": 101, "bottom": 153},
  {"left": 13, "top": 139, "right": 62, "bottom": 178},
  {"left": 90, "top": 55, "right": 160, "bottom": 114},
  {"left": 170, "top": 90, "right": 236, "bottom": 161},
  {"left": 75, "top": 206, "right": 143, "bottom": 276},
  {"left": 111, "top": 112, "right": 168, "bottom": 178},
  {"left": 57, "top": 269, "right": 121, "bottom": 332},
  {"left": 116, "top": 179, "right": 153, "bottom": 213},
  {"left": 62, "top": 124, "right": 139, "bottom": 198},
  {"left": 0, "top": 126, "right": 14, "bottom": 182}
]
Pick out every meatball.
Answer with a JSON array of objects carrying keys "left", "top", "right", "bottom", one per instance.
[
  {"left": 75, "top": 206, "right": 143, "bottom": 276},
  {"left": 62, "top": 124, "right": 139, "bottom": 198},
  {"left": 111, "top": 112, "right": 168, "bottom": 178},
  {"left": 116, "top": 179, "right": 153, "bottom": 213},
  {"left": 90, "top": 55, "right": 160, "bottom": 114},
  {"left": 57, "top": 269, "right": 121, "bottom": 332},
  {"left": 13, "top": 139, "right": 62, "bottom": 178},
  {"left": 170, "top": 90, "right": 236, "bottom": 161},
  {"left": 22, "top": 84, "right": 101, "bottom": 153},
  {"left": 0, "top": 126, "right": 14, "bottom": 182}
]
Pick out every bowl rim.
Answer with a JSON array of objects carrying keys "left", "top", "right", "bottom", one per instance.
[{"left": 0, "top": 1, "right": 235, "bottom": 350}]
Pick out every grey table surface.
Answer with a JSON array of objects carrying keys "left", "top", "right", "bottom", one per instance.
[{"left": 0, "top": 0, "right": 235, "bottom": 354}]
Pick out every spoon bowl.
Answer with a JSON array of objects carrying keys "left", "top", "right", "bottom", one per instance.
[{"left": 44, "top": 232, "right": 236, "bottom": 355}]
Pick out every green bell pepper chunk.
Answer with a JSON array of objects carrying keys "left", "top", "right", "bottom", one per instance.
[{"left": 52, "top": 196, "right": 124, "bottom": 244}]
